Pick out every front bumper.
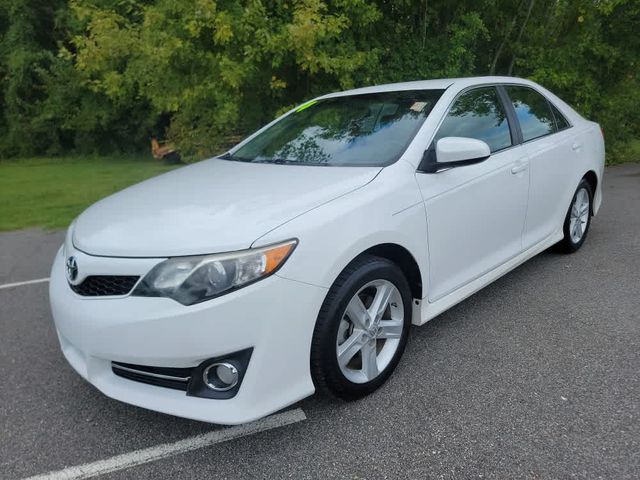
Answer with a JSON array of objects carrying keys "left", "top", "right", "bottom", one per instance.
[{"left": 49, "top": 247, "right": 326, "bottom": 424}]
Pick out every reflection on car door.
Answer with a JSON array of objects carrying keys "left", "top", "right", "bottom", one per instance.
[
  {"left": 415, "top": 86, "right": 530, "bottom": 302},
  {"left": 502, "top": 86, "right": 581, "bottom": 249}
]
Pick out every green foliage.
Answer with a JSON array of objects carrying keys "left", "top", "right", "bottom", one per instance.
[
  {"left": 0, "top": 0, "right": 638, "bottom": 162},
  {"left": 0, "top": 0, "right": 64, "bottom": 156}
]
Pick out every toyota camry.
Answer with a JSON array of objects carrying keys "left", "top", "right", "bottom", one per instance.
[{"left": 50, "top": 76, "right": 604, "bottom": 424}]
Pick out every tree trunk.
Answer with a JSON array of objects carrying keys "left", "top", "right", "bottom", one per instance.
[
  {"left": 508, "top": 0, "right": 536, "bottom": 76},
  {"left": 489, "top": 1, "right": 524, "bottom": 75},
  {"left": 422, "top": 0, "right": 428, "bottom": 48}
]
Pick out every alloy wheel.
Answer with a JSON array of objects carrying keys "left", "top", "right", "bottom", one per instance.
[
  {"left": 569, "top": 187, "right": 590, "bottom": 243},
  {"left": 336, "top": 279, "right": 404, "bottom": 384}
]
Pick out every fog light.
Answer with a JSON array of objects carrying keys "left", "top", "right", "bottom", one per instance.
[{"left": 202, "top": 362, "right": 239, "bottom": 391}]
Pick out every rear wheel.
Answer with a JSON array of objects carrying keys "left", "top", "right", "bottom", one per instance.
[
  {"left": 558, "top": 179, "right": 592, "bottom": 253},
  {"left": 310, "top": 255, "right": 411, "bottom": 400}
]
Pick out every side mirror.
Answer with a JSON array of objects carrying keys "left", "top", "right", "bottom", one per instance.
[{"left": 419, "top": 137, "right": 491, "bottom": 173}]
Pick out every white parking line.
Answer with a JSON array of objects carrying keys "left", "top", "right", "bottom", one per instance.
[
  {"left": 0, "top": 277, "right": 50, "bottom": 290},
  {"left": 23, "top": 408, "right": 306, "bottom": 480}
]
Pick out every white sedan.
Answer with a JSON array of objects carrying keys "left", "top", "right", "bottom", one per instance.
[{"left": 50, "top": 76, "right": 604, "bottom": 424}]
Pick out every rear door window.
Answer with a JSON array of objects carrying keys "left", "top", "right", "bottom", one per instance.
[{"left": 505, "top": 86, "right": 556, "bottom": 142}]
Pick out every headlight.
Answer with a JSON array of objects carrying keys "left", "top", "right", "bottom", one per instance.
[{"left": 132, "top": 239, "right": 297, "bottom": 305}]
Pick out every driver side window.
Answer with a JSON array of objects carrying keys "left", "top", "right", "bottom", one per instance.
[{"left": 435, "top": 87, "right": 512, "bottom": 153}]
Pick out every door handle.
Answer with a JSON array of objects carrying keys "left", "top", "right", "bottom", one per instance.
[
  {"left": 511, "top": 162, "right": 528, "bottom": 174},
  {"left": 572, "top": 142, "right": 583, "bottom": 151}
]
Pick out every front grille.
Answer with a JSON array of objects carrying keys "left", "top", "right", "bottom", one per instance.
[
  {"left": 70, "top": 275, "right": 139, "bottom": 296},
  {"left": 112, "top": 362, "right": 192, "bottom": 391}
]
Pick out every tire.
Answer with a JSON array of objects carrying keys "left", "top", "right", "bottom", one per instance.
[
  {"left": 558, "top": 178, "right": 593, "bottom": 253},
  {"left": 310, "top": 254, "right": 412, "bottom": 401}
]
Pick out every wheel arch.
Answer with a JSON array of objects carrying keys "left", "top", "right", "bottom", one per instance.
[
  {"left": 583, "top": 170, "right": 598, "bottom": 197},
  {"left": 582, "top": 170, "right": 598, "bottom": 215},
  {"left": 359, "top": 243, "right": 423, "bottom": 300}
]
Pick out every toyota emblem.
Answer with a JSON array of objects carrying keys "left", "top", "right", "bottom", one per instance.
[{"left": 65, "top": 256, "right": 79, "bottom": 283}]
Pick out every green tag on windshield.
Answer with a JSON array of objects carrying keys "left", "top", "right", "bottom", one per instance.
[{"left": 295, "top": 99, "right": 318, "bottom": 113}]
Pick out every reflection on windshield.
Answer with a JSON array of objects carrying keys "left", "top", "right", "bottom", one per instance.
[{"left": 227, "top": 89, "right": 444, "bottom": 167}]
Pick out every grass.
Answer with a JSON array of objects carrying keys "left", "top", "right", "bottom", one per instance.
[
  {"left": 609, "top": 139, "right": 640, "bottom": 165},
  {"left": 0, "top": 155, "right": 180, "bottom": 231},
  {"left": 1, "top": 143, "right": 637, "bottom": 232}
]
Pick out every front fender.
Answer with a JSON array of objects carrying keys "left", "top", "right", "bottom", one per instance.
[{"left": 252, "top": 162, "right": 429, "bottom": 298}]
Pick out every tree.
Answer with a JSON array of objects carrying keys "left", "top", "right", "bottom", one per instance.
[
  {"left": 0, "top": 0, "right": 637, "bottom": 162},
  {"left": 0, "top": 0, "right": 66, "bottom": 156}
]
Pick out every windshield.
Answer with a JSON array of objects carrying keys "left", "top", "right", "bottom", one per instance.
[{"left": 226, "top": 89, "right": 445, "bottom": 167}]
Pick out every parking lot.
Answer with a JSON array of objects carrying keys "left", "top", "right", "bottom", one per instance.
[{"left": 1, "top": 163, "right": 638, "bottom": 479}]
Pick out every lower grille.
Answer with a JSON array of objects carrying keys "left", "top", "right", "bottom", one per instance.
[
  {"left": 111, "top": 349, "right": 252, "bottom": 399},
  {"left": 71, "top": 276, "right": 139, "bottom": 296},
  {"left": 111, "top": 362, "right": 191, "bottom": 391}
]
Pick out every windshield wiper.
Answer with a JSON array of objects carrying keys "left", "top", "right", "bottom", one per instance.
[
  {"left": 219, "top": 152, "right": 252, "bottom": 162},
  {"left": 253, "top": 158, "right": 328, "bottom": 166}
]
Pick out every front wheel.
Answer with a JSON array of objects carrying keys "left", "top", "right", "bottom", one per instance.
[
  {"left": 558, "top": 179, "right": 593, "bottom": 253},
  {"left": 310, "top": 255, "right": 412, "bottom": 400}
]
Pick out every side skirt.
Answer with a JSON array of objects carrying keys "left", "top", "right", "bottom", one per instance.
[{"left": 413, "top": 230, "right": 563, "bottom": 326}]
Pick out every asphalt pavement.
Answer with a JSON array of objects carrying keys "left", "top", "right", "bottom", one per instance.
[{"left": 0, "top": 163, "right": 638, "bottom": 479}]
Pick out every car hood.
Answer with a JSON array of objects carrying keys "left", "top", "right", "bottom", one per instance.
[{"left": 73, "top": 159, "right": 380, "bottom": 257}]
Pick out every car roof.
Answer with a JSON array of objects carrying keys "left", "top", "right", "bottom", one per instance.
[
  {"left": 317, "top": 76, "right": 584, "bottom": 123},
  {"left": 319, "top": 76, "right": 536, "bottom": 99}
]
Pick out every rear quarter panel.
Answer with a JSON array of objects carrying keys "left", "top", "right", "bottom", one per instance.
[
  {"left": 585, "top": 121, "right": 606, "bottom": 214},
  {"left": 534, "top": 83, "right": 605, "bottom": 214}
]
